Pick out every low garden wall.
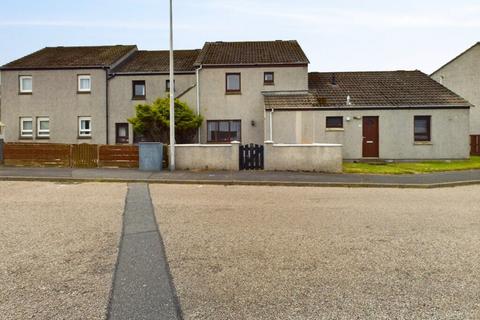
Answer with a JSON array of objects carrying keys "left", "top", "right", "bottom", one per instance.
[
  {"left": 175, "top": 142, "right": 240, "bottom": 171},
  {"left": 264, "top": 141, "right": 343, "bottom": 173}
]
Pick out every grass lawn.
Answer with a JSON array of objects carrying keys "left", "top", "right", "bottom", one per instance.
[{"left": 343, "top": 156, "right": 480, "bottom": 174}]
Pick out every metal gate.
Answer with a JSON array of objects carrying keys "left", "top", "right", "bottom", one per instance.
[
  {"left": 71, "top": 144, "right": 98, "bottom": 168},
  {"left": 239, "top": 144, "right": 264, "bottom": 170}
]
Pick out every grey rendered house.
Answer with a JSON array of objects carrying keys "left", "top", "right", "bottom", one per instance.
[
  {"left": 431, "top": 42, "right": 480, "bottom": 153},
  {"left": 0, "top": 40, "right": 472, "bottom": 160},
  {"left": 265, "top": 71, "right": 471, "bottom": 160},
  {"left": 0, "top": 45, "right": 137, "bottom": 144}
]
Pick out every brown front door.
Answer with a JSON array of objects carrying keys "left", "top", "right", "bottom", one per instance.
[
  {"left": 115, "top": 123, "right": 129, "bottom": 144},
  {"left": 362, "top": 116, "right": 379, "bottom": 158}
]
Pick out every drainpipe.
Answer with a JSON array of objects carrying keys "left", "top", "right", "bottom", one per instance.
[
  {"left": 196, "top": 64, "right": 203, "bottom": 143},
  {"left": 105, "top": 68, "right": 110, "bottom": 145},
  {"left": 269, "top": 109, "right": 274, "bottom": 141}
]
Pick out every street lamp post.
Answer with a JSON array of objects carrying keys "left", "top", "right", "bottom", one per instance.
[{"left": 169, "top": 0, "right": 175, "bottom": 171}]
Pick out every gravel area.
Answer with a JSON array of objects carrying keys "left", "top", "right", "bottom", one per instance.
[
  {"left": 0, "top": 182, "right": 126, "bottom": 320},
  {"left": 151, "top": 184, "right": 480, "bottom": 320}
]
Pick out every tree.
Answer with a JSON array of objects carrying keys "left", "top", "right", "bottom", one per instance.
[{"left": 128, "top": 97, "right": 203, "bottom": 144}]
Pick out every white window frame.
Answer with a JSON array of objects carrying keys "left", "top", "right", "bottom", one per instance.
[
  {"left": 36, "top": 117, "right": 50, "bottom": 138},
  {"left": 19, "top": 76, "right": 33, "bottom": 93},
  {"left": 78, "top": 117, "right": 92, "bottom": 137},
  {"left": 78, "top": 75, "right": 92, "bottom": 92},
  {"left": 20, "top": 117, "right": 33, "bottom": 138}
]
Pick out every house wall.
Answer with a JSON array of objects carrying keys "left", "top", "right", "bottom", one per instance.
[
  {"left": 175, "top": 142, "right": 240, "bottom": 171},
  {"left": 198, "top": 65, "right": 308, "bottom": 144},
  {"left": 267, "top": 108, "right": 470, "bottom": 160},
  {"left": 264, "top": 142, "right": 342, "bottom": 172},
  {"left": 108, "top": 73, "right": 197, "bottom": 144},
  {"left": 431, "top": 44, "right": 480, "bottom": 134},
  {"left": 1, "top": 69, "right": 108, "bottom": 144}
]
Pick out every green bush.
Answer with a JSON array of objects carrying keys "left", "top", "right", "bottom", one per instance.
[{"left": 128, "top": 97, "right": 203, "bottom": 144}]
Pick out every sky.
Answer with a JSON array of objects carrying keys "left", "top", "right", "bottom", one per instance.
[{"left": 1, "top": 0, "right": 479, "bottom": 73}]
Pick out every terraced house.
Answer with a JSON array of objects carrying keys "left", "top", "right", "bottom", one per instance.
[{"left": 0, "top": 40, "right": 472, "bottom": 160}]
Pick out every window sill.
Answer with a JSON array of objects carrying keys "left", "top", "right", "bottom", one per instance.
[
  {"left": 19, "top": 92, "right": 33, "bottom": 95},
  {"left": 326, "top": 128, "right": 344, "bottom": 132},
  {"left": 36, "top": 136, "right": 50, "bottom": 140},
  {"left": 414, "top": 141, "right": 433, "bottom": 145},
  {"left": 78, "top": 136, "right": 92, "bottom": 139},
  {"left": 225, "top": 91, "right": 241, "bottom": 95},
  {"left": 264, "top": 82, "right": 275, "bottom": 86},
  {"left": 132, "top": 97, "right": 146, "bottom": 101},
  {"left": 77, "top": 91, "right": 91, "bottom": 94},
  {"left": 19, "top": 136, "right": 33, "bottom": 140}
]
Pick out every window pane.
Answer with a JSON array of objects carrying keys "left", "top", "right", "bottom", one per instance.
[
  {"left": 118, "top": 126, "right": 127, "bottom": 137},
  {"left": 414, "top": 116, "right": 430, "bottom": 141},
  {"left": 264, "top": 73, "right": 274, "bottom": 82},
  {"left": 82, "top": 120, "right": 90, "bottom": 130},
  {"left": 207, "top": 121, "right": 218, "bottom": 141},
  {"left": 80, "top": 78, "right": 91, "bottom": 90},
  {"left": 23, "top": 120, "right": 33, "bottom": 130},
  {"left": 39, "top": 121, "right": 49, "bottom": 130},
  {"left": 134, "top": 84, "right": 145, "bottom": 96},
  {"left": 326, "top": 117, "right": 343, "bottom": 128},
  {"left": 230, "top": 121, "right": 241, "bottom": 141},
  {"left": 217, "top": 121, "right": 230, "bottom": 141},
  {"left": 22, "top": 78, "right": 32, "bottom": 91},
  {"left": 414, "top": 120, "right": 427, "bottom": 133},
  {"left": 227, "top": 74, "right": 240, "bottom": 91}
]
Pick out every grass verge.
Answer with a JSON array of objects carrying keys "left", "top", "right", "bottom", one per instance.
[{"left": 343, "top": 156, "right": 480, "bottom": 174}]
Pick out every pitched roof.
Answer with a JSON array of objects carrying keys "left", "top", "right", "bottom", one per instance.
[
  {"left": 264, "top": 71, "right": 470, "bottom": 109},
  {"left": 194, "top": 40, "right": 309, "bottom": 66},
  {"left": 113, "top": 49, "right": 200, "bottom": 73},
  {"left": 1, "top": 45, "right": 137, "bottom": 69}
]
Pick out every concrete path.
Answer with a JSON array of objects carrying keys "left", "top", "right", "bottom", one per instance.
[
  {"left": 2, "top": 166, "right": 480, "bottom": 187},
  {"left": 107, "top": 183, "right": 181, "bottom": 320}
]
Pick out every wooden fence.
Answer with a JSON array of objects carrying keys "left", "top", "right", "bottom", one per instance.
[
  {"left": 3, "top": 143, "right": 139, "bottom": 168},
  {"left": 471, "top": 135, "right": 480, "bottom": 156}
]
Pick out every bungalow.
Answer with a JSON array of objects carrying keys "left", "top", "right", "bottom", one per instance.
[
  {"left": 264, "top": 71, "right": 471, "bottom": 160},
  {"left": 0, "top": 40, "right": 471, "bottom": 160}
]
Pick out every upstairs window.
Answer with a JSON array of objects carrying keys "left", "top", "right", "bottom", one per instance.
[
  {"left": 414, "top": 116, "right": 431, "bottom": 142},
  {"left": 326, "top": 116, "right": 343, "bottom": 129},
  {"left": 37, "top": 117, "right": 50, "bottom": 138},
  {"left": 226, "top": 73, "right": 241, "bottom": 93},
  {"left": 166, "top": 79, "right": 176, "bottom": 92},
  {"left": 132, "top": 80, "right": 146, "bottom": 100},
  {"left": 78, "top": 75, "right": 91, "bottom": 93},
  {"left": 264, "top": 72, "right": 274, "bottom": 85},
  {"left": 20, "top": 117, "right": 33, "bottom": 138},
  {"left": 19, "top": 76, "right": 33, "bottom": 93},
  {"left": 207, "top": 120, "right": 241, "bottom": 143},
  {"left": 79, "top": 117, "right": 92, "bottom": 137}
]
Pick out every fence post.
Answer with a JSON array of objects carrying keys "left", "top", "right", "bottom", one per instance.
[
  {"left": 0, "top": 139, "right": 4, "bottom": 164},
  {"left": 264, "top": 140, "right": 274, "bottom": 171},
  {"left": 231, "top": 141, "right": 241, "bottom": 171}
]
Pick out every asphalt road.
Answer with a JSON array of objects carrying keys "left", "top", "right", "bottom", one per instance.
[
  {"left": 0, "top": 181, "right": 126, "bottom": 320},
  {"left": 151, "top": 184, "right": 480, "bottom": 320}
]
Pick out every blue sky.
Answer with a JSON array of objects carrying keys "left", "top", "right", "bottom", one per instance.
[{"left": 1, "top": 0, "right": 479, "bottom": 73}]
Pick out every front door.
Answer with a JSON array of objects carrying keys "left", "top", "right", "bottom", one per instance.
[
  {"left": 362, "top": 116, "right": 379, "bottom": 158},
  {"left": 115, "top": 123, "right": 129, "bottom": 144}
]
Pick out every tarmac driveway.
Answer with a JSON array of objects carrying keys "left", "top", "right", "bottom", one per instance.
[
  {"left": 0, "top": 181, "right": 126, "bottom": 319},
  {"left": 151, "top": 184, "right": 480, "bottom": 320}
]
